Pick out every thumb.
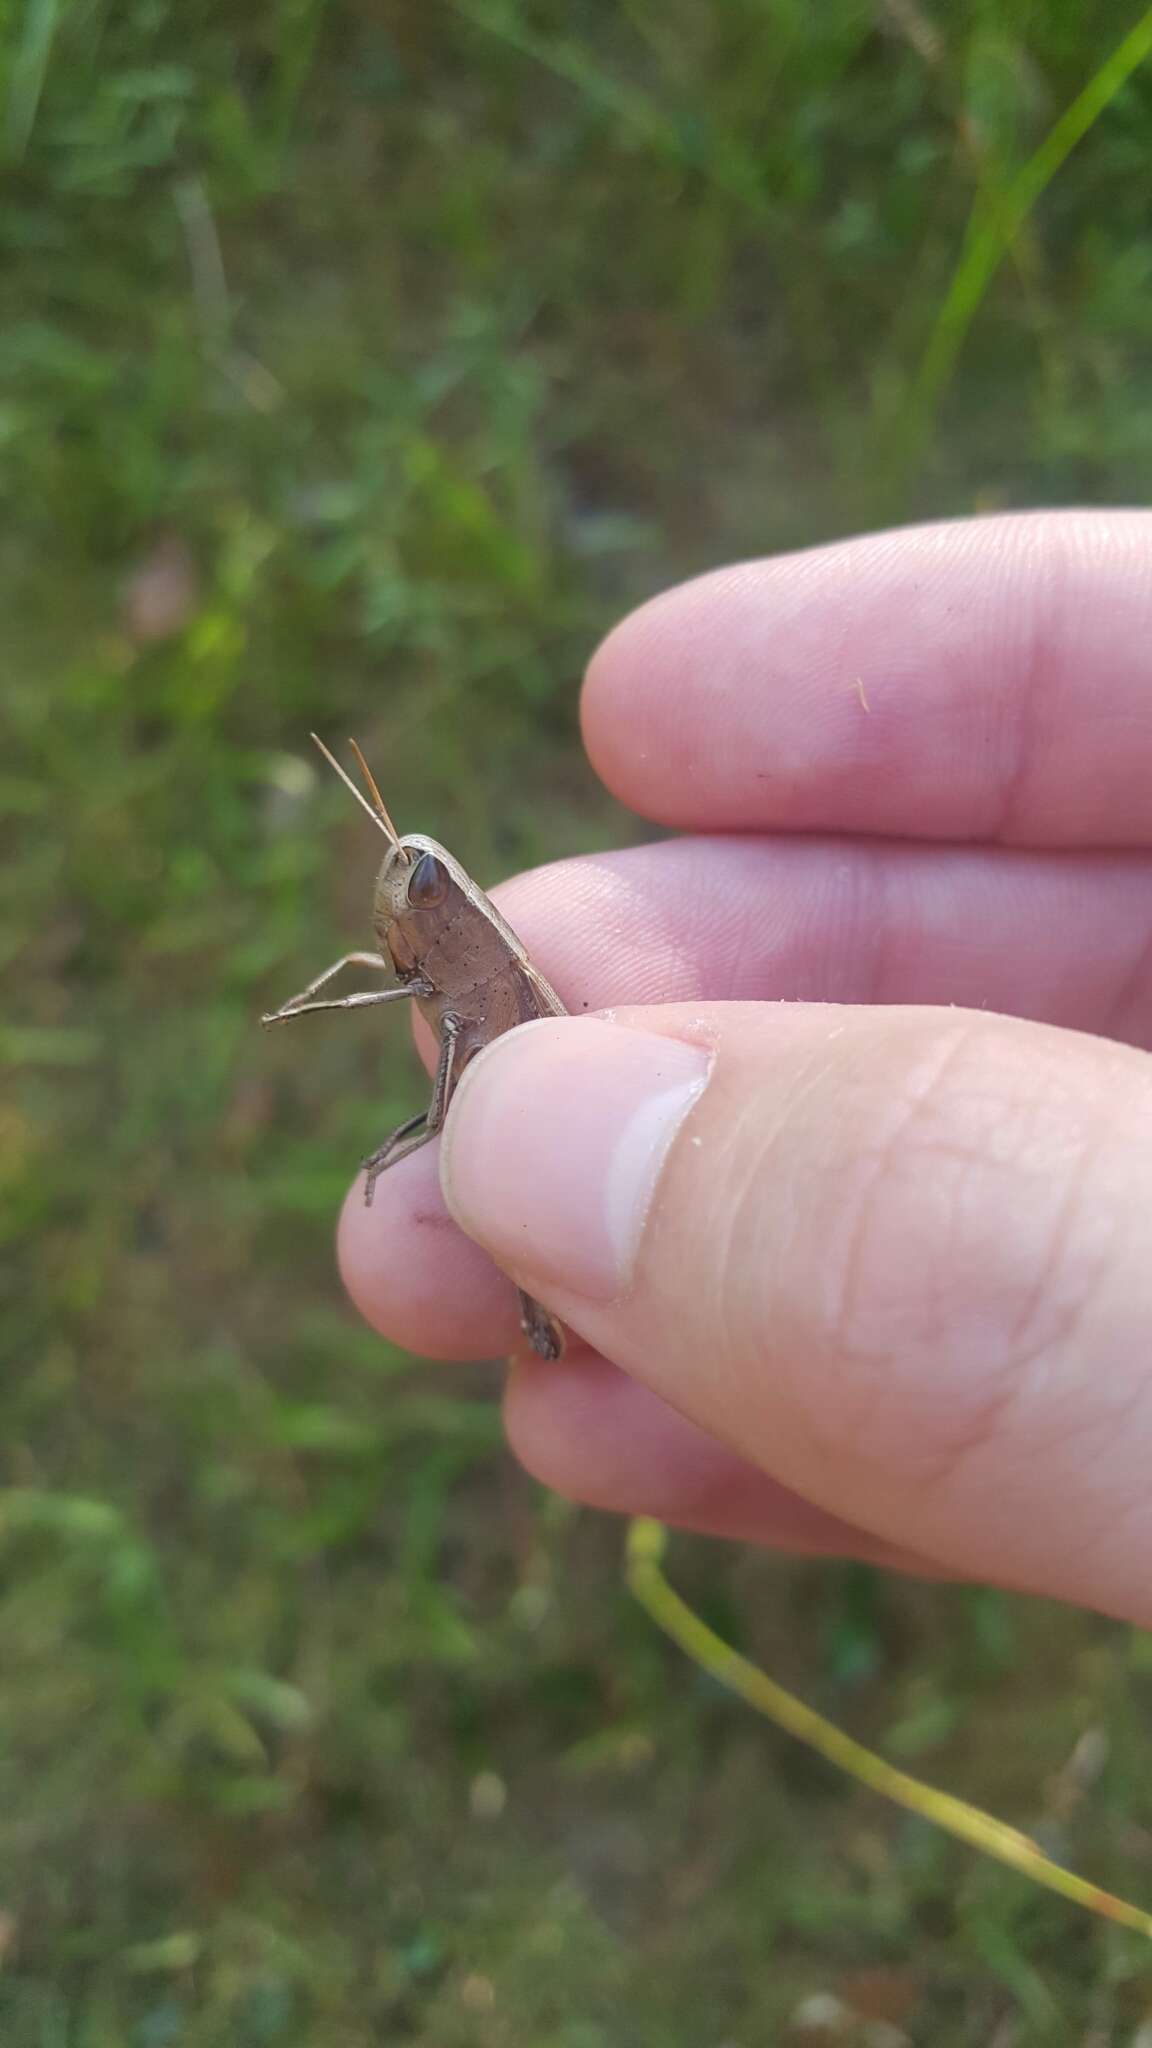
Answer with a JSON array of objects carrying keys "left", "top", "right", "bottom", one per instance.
[{"left": 439, "top": 1005, "right": 1152, "bottom": 1624}]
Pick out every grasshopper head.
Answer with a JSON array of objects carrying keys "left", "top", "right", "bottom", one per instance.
[{"left": 374, "top": 834, "right": 456, "bottom": 931}]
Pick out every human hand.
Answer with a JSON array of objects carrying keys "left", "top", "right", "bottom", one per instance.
[{"left": 339, "top": 512, "right": 1152, "bottom": 1626}]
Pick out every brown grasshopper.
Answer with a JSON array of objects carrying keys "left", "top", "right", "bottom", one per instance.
[{"left": 262, "top": 735, "right": 565, "bottom": 1361}]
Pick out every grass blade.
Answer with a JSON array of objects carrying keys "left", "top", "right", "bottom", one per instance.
[
  {"left": 883, "top": 6, "right": 1152, "bottom": 499},
  {"left": 5, "top": 0, "right": 59, "bottom": 158}
]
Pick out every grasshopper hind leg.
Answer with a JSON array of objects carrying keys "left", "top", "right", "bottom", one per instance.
[
  {"left": 361, "top": 1013, "right": 464, "bottom": 1205},
  {"left": 362, "top": 1112, "right": 430, "bottom": 1205},
  {"left": 517, "top": 1290, "right": 565, "bottom": 1362},
  {"left": 361, "top": 1013, "right": 566, "bottom": 1361}
]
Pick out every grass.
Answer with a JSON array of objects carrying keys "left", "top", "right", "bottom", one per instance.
[{"left": 5, "top": 0, "right": 1152, "bottom": 2038}]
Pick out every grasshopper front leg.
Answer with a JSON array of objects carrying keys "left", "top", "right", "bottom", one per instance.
[{"left": 262, "top": 955, "right": 433, "bottom": 1025}]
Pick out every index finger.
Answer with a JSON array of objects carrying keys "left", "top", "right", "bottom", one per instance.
[{"left": 582, "top": 510, "right": 1152, "bottom": 848}]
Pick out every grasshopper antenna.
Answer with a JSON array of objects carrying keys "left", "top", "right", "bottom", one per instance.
[
  {"left": 310, "top": 733, "right": 405, "bottom": 855},
  {"left": 347, "top": 738, "right": 405, "bottom": 849}
]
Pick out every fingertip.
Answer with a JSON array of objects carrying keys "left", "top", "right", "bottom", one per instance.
[
  {"left": 336, "top": 1150, "right": 521, "bottom": 1361},
  {"left": 580, "top": 514, "right": 1152, "bottom": 844},
  {"left": 502, "top": 1342, "right": 795, "bottom": 1527},
  {"left": 503, "top": 1346, "right": 654, "bottom": 1506},
  {"left": 580, "top": 572, "right": 724, "bottom": 819},
  {"left": 580, "top": 555, "right": 857, "bottom": 828},
  {"left": 503, "top": 1348, "right": 940, "bottom": 1566}
]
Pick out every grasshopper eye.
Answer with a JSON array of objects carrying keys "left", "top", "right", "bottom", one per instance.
[{"left": 407, "top": 851, "right": 448, "bottom": 909}]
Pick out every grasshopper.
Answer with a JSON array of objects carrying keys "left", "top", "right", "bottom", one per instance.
[{"left": 262, "top": 735, "right": 565, "bottom": 1361}]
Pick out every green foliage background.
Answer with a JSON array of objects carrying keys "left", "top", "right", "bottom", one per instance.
[{"left": 5, "top": 2, "right": 1152, "bottom": 2039}]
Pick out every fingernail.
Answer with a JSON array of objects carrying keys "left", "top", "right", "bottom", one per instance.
[{"left": 440, "top": 1018, "right": 711, "bottom": 1300}]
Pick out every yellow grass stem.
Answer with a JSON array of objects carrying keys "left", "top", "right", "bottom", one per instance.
[{"left": 626, "top": 1517, "right": 1152, "bottom": 1939}]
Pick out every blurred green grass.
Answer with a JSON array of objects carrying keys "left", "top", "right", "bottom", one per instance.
[{"left": 5, "top": 1, "right": 1152, "bottom": 2038}]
